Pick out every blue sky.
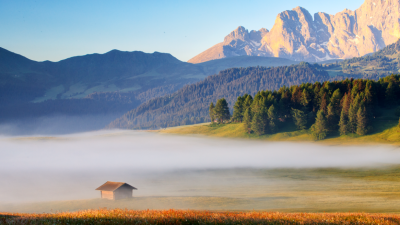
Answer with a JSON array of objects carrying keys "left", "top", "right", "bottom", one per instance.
[{"left": 0, "top": 0, "right": 364, "bottom": 62}]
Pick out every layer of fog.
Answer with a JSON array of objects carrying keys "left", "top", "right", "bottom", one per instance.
[
  {"left": 1, "top": 130, "right": 400, "bottom": 204},
  {"left": 1, "top": 130, "right": 400, "bottom": 172},
  {"left": 0, "top": 114, "right": 122, "bottom": 136}
]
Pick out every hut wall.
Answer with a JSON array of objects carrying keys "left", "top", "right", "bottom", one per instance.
[
  {"left": 101, "top": 191, "right": 114, "bottom": 200},
  {"left": 114, "top": 188, "right": 132, "bottom": 200}
]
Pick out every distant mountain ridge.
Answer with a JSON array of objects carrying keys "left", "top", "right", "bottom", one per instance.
[
  {"left": 0, "top": 47, "right": 307, "bottom": 129},
  {"left": 0, "top": 48, "right": 205, "bottom": 104},
  {"left": 189, "top": 0, "right": 400, "bottom": 63}
]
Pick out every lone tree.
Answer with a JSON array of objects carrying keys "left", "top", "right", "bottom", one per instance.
[
  {"left": 214, "top": 98, "right": 230, "bottom": 123},
  {"left": 311, "top": 110, "right": 328, "bottom": 140},
  {"left": 209, "top": 102, "right": 216, "bottom": 123}
]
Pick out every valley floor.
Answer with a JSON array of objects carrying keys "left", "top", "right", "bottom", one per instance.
[{"left": 3, "top": 167, "right": 400, "bottom": 213}]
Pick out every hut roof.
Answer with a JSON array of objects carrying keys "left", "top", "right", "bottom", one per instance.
[{"left": 96, "top": 181, "right": 137, "bottom": 191}]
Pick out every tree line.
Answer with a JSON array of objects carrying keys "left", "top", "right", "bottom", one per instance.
[{"left": 210, "top": 75, "right": 400, "bottom": 140}]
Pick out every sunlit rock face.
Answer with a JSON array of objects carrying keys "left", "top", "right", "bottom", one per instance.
[
  {"left": 189, "top": 0, "right": 400, "bottom": 63},
  {"left": 188, "top": 26, "right": 270, "bottom": 63}
]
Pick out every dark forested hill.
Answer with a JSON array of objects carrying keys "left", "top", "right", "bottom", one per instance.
[{"left": 108, "top": 63, "right": 333, "bottom": 129}]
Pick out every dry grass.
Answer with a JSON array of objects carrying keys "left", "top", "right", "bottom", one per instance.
[{"left": 2, "top": 209, "right": 400, "bottom": 225}]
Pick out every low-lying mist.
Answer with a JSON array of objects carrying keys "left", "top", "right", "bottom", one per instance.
[
  {"left": 2, "top": 130, "right": 400, "bottom": 171},
  {"left": 1, "top": 130, "right": 400, "bottom": 205},
  {"left": 0, "top": 114, "right": 123, "bottom": 136}
]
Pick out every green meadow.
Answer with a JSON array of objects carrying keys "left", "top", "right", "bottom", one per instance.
[{"left": 159, "top": 114, "right": 400, "bottom": 146}]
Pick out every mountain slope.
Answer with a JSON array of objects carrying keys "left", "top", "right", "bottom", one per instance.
[
  {"left": 320, "top": 38, "right": 400, "bottom": 78},
  {"left": 189, "top": 0, "right": 400, "bottom": 63},
  {"left": 108, "top": 63, "right": 331, "bottom": 129}
]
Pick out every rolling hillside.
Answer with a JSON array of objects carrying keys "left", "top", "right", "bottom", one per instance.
[{"left": 322, "top": 38, "right": 400, "bottom": 78}]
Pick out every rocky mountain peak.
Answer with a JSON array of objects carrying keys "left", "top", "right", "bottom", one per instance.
[
  {"left": 224, "top": 26, "right": 250, "bottom": 44},
  {"left": 188, "top": 0, "right": 400, "bottom": 63}
]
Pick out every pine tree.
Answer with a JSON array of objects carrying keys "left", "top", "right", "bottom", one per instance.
[
  {"left": 320, "top": 93, "right": 328, "bottom": 114},
  {"left": 261, "top": 106, "right": 270, "bottom": 134},
  {"left": 348, "top": 94, "right": 360, "bottom": 133},
  {"left": 243, "top": 108, "right": 252, "bottom": 134},
  {"left": 291, "top": 108, "right": 307, "bottom": 130},
  {"left": 342, "top": 93, "right": 350, "bottom": 115},
  {"left": 339, "top": 109, "right": 348, "bottom": 136},
  {"left": 300, "top": 89, "right": 311, "bottom": 110},
  {"left": 311, "top": 110, "right": 328, "bottom": 140},
  {"left": 268, "top": 105, "right": 277, "bottom": 133},
  {"left": 356, "top": 106, "right": 368, "bottom": 136},
  {"left": 214, "top": 98, "right": 230, "bottom": 123},
  {"left": 326, "top": 103, "right": 337, "bottom": 132},
  {"left": 364, "top": 80, "right": 374, "bottom": 106},
  {"left": 385, "top": 81, "right": 397, "bottom": 107},
  {"left": 209, "top": 102, "right": 215, "bottom": 123},
  {"left": 243, "top": 95, "right": 253, "bottom": 113},
  {"left": 232, "top": 96, "right": 244, "bottom": 122},
  {"left": 351, "top": 82, "right": 360, "bottom": 100},
  {"left": 330, "top": 89, "right": 342, "bottom": 114},
  {"left": 251, "top": 109, "right": 265, "bottom": 135}
]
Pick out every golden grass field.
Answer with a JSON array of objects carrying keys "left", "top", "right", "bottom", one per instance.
[
  {"left": 3, "top": 167, "right": 400, "bottom": 214},
  {"left": 2, "top": 209, "right": 400, "bottom": 224}
]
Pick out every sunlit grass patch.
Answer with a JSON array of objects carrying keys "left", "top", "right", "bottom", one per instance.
[
  {"left": 160, "top": 120, "right": 400, "bottom": 145},
  {"left": 2, "top": 209, "right": 400, "bottom": 225}
]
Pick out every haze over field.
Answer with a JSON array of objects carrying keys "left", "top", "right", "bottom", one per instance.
[{"left": 1, "top": 130, "right": 400, "bottom": 207}]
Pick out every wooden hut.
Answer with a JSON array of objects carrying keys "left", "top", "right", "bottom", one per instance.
[{"left": 96, "top": 181, "right": 137, "bottom": 200}]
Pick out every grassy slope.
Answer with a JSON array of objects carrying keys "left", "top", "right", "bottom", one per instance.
[{"left": 159, "top": 118, "right": 400, "bottom": 146}]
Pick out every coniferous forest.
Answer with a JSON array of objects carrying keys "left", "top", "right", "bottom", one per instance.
[
  {"left": 108, "top": 63, "right": 336, "bottom": 129},
  {"left": 210, "top": 75, "right": 400, "bottom": 140}
]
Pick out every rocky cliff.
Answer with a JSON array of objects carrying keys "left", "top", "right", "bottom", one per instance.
[{"left": 189, "top": 0, "right": 400, "bottom": 63}]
